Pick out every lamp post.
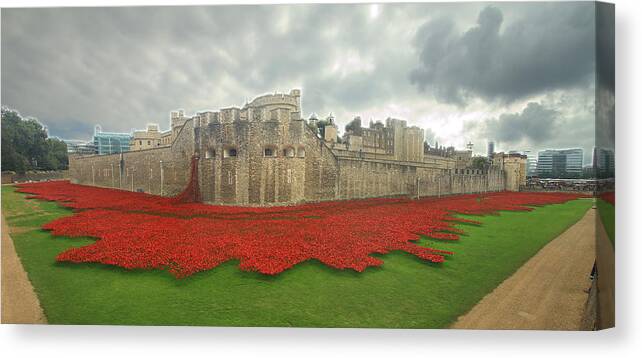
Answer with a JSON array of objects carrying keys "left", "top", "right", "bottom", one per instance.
[
  {"left": 118, "top": 154, "right": 123, "bottom": 189},
  {"left": 160, "top": 160, "right": 164, "bottom": 196}
]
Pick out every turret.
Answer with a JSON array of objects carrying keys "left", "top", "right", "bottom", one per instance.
[{"left": 290, "top": 89, "right": 301, "bottom": 112}]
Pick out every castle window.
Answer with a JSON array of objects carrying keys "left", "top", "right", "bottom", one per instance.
[
  {"left": 283, "top": 147, "right": 295, "bottom": 157},
  {"left": 205, "top": 148, "right": 215, "bottom": 159},
  {"left": 224, "top": 148, "right": 237, "bottom": 158},
  {"left": 297, "top": 147, "right": 305, "bottom": 158},
  {"left": 147, "top": 140, "right": 151, "bottom": 145},
  {"left": 264, "top": 148, "right": 276, "bottom": 157}
]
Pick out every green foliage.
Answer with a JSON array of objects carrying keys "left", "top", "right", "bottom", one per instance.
[
  {"left": 345, "top": 117, "right": 361, "bottom": 134},
  {"left": 315, "top": 119, "right": 329, "bottom": 138},
  {"left": 1, "top": 107, "right": 68, "bottom": 173},
  {"left": 2, "top": 185, "right": 591, "bottom": 327},
  {"left": 471, "top": 156, "right": 489, "bottom": 170}
]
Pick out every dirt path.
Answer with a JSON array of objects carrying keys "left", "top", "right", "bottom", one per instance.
[
  {"left": 451, "top": 207, "right": 596, "bottom": 330},
  {"left": 1, "top": 213, "right": 47, "bottom": 324},
  {"left": 595, "top": 212, "right": 615, "bottom": 328}
]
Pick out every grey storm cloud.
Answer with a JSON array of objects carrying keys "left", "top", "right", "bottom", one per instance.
[
  {"left": 595, "top": 3, "right": 615, "bottom": 151},
  {"left": 465, "top": 90, "right": 597, "bottom": 163},
  {"left": 1, "top": 2, "right": 606, "bottom": 162},
  {"left": 409, "top": 4, "right": 596, "bottom": 105},
  {"left": 1, "top": 4, "right": 428, "bottom": 139},
  {"left": 468, "top": 102, "right": 558, "bottom": 144}
]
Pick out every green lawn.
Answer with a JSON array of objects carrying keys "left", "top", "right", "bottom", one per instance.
[
  {"left": 597, "top": 199, "right": 615, "bottom": 246},
  {"left": 1, "top": 185, "right": 591, "bottom": 328}
]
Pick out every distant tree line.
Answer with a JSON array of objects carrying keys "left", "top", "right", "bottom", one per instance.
[{"left": 1, "top": 107, "right": 68, "bottom": 174}]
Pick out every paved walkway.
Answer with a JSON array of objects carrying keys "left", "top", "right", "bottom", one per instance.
[
  {"left": 451, "top": 207, "right": 596, "bottom": 330},
  {"left": 1, "top": 214, "right": 47, "bottom": 324}
]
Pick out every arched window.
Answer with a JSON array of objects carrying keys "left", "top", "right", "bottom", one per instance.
[{"left": 297, "top": 147, "right": 306, "bottom": 158}]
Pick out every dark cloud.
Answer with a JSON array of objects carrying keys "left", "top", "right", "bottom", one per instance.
[
  {"left": 1, "top": 5, "right": 417, "bottom": 139},
  {"left": 596, "top": 2, "right": 615, "bottom": 94},
  {"left": 1, "top": 2, "right": 603, "bottom": 164},
  {"left": 464, "top": 92, "right": 596, "bottom": 163},
  {"left": 468, "top": 102, "right": 558, "bottom": 144},
  {"left": 595, "top": 3, "right": 615, "bottom": 151},
  {"left": 410, "top": 3, "right": 595, "bottom": 105}
]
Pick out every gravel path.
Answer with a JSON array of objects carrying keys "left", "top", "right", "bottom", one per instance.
[
  {"left": 451, "top": 207, "right": 596, "bottom": 330},
  {"left": 595, "top": 211, "right": 615, "bottom": 328},
  {"left": 1, "top": 214, "right": 47, "bottom": 324}
]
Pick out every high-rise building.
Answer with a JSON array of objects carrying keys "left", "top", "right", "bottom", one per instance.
[
  {"left": 593, "top": 147, "right": 615, "bottom": 178},
  {"left": 563, "top": 148, "right": 584, "bottom": 177},
  {"left": 487, "top": 141, "right": 495, "bottom": 158},
  {"left": 536, "top": 148, "right": 583, "bottom": 178}
]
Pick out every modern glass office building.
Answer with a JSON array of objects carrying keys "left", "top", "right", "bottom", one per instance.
[
  {"left": 92, "top": 126, "right": 132, "bottom": 155},
  {"left": 536, "top": 148, "right": 583, "bottom": 178}
]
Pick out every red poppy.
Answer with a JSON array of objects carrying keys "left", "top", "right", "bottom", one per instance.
[{"left": 17, "top": 181, "right": 585, "bottom": 278}]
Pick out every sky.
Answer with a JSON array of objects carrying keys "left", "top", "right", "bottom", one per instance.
[{"left": 1, "top": 2, "right": 614, "bottom": 163}]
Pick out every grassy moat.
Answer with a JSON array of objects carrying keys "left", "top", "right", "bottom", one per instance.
[{"left": 2, "top": 185, "right": 591, "bottom": 327}]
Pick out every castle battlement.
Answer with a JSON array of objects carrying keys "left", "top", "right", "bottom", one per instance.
[{"left": 68, "top": 90, "right": 523, "bottom": 206}]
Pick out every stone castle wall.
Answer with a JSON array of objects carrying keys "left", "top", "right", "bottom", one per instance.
[
  {"left": 1, "top": 170, "right": 69, "bottom": 184},
  {"left": 68, "top": 90, "right": 515, "bottom": 206},
  {"left": 69, "top": 119, "right": 195, "bottom": 195},
  {"left": 334, "top": 158, "right": 504, "bottom": 200},
  {"left": 196, "top": 113, "right": 338, "bottom": 205}
]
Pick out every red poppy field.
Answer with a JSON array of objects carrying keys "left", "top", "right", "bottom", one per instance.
[
  {"left": 16, "top": 181, "right": 585, "bottom": 278},
  {"left": 600, "top": 191, "right": 615, "bottom": 205}
]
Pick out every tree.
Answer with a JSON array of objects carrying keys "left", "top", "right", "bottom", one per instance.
[
  {"left": 315, "top": 119, "right": 329, "bottom": 138},
  {"left": 344, "top": 117, "right": 362, "bottom": 135},
  {"left": 471, "top": 156, "right": 490, "bottom": 170},
  {"left": 1, "top": 107, "right": 68, "bottom": 173}
]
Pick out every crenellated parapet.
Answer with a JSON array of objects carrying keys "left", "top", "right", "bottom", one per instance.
[{"left": 70, "top": 89, "right": 513, "bottom": 206}]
